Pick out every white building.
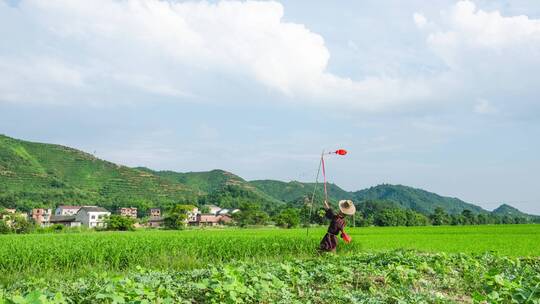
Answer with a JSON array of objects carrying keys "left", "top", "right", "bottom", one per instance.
[
  {"left": 207, "top": 205, "right": 221, "bottom": 215},
  {"left": 76, "top": 206, "right": 110, "bottom": 228},
  {"left": 31, "top": 208, "right": 52, "bottom": 227},
  {"left": 55, "top": 205, "right": 82, "bottom": 216},
  {"left": 218, "top": 208, "right": 230, "bottom": 215},
  {"left": 187, "top": 207, "right": 199, "bottom": 223}
]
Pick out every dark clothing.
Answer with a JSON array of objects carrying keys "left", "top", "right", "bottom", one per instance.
[{"left": 319, "top": 208, "right": 346, "bottom": 252}]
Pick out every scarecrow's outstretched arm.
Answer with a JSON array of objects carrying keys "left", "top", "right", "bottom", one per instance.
[{"left": 323, "top": 200, "right": 330, "bottom": 210}]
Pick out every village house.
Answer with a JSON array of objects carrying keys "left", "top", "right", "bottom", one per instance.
[
  {"left": 148, "top": 208, "right": 163, "bottom": 228},
  {"left": 203, "top": 205, "right": 239, "bottom": 216},
  {"left": 149, "top": 208, "right": 161, "bottom": 217},
  {"left": 187, "top": 207, "right": 199, "bottom": 223},
  {"left": 76, "top": 206, "right": 110, "bottom": 228},
  {"left": 49, "top": 215, "right": 81, "bottom": 227},
  {"left": 119, "top": 207, "right": 138, "bottom": 219},
  {"left": 31, "top": 208, "right": 52, "bottom": 227},
  {"left": 195, "top": 214, "right": 233, "bottom": 226},
  {"left": 217, "top": 208, "right": 230, "bottom": 215},
  {"left": 143, "top": 205, "right": 237, "bottom": 228},
  {"left": 55, "top": 205, "right": 82, "bottom": 216},
  {"left": 206, "top": 205, "right": 222, "bottom": 215}
]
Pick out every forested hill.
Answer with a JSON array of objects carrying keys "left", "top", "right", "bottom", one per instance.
[
  {"left": 250, "top": 181, "right": 491, "bottom": 215},
  {"left": 0, "top": 134, "right": 283, "bottom": 213},
  {"left": 249, "top": 180, "right": 354, "bottom": 204},
  {"left": 138, "top": 168, "right": 284, "bottom": 212},
  {"left": 493, "top": 204, "right": 539, "bottom": 220},
  {"left": 0, "top": 134, "right": 199, "bottom": 211},
  {"left": 0, "top": 134, "right": 535, "bottom": 217},
  {"left": 353, "top": 184, "right": 488, "bottom": 215}
]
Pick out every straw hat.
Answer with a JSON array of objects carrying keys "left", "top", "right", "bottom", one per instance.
[{"left": 339, "top": 200, "right": 356, "bottom": 215}]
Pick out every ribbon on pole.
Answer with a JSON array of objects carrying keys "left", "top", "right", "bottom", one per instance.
[
  {"left": 306, "top": 149, "right": 347, "bottom": 236},
  {"left": 307, "top": 150, "right": 324, "bottom": 236},
  {"left": 321, "top": 155, "right": 328, "bottom": 203}
]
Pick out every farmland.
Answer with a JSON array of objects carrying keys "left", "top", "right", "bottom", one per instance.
[{"left": 1, "top": 225, "right": 540, "bottom": 303}]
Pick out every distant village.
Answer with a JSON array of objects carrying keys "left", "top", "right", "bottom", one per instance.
[{"left": 0, "top": 205, "right": 240, "bottom": 229}]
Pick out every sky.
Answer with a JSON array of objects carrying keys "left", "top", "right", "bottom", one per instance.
[{"left": 1, "top": 0, "right": 539, "bottom": 214}]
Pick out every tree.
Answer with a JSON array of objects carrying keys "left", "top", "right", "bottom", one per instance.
[
  {"left": 405, "top": 209, "right": 429, "bottom": 226},
  {"left": 502, "top": 215, "right": 513, "bottom": 224},
  {"left": 232, "top": 202, "right": 269, "bottom": 227},
  {"left": 477, "top": 213, "right": 488, "bottom": 225},
  {"left": 105, "top": 215, "right": 135, "bottom": 231},
  {"left": 274, "top": 208, "right": 300, "bottom": 228},
  {"left": 450, "top": 214, "right": 465, "bottom": 225},
  {"left": 0, "top": 220, "right": 11, "bottom": 234},
  {"left": 461, "top": 209, "right": 475, "bottom": 225},
  {"left": 374, "top": 208, "right": 407, "bottom": 226},
  {"left": 11, "top": 216, "right": 35, "bottom": 234},
  {"left": 200, "top": 205, "right": 211, "bottom": 214},
  {"left": 430, "top": 207, "right": 450, "bottom": 226},
  {"left": 164, "top": 204, "right": 196, "bottom": 230}
]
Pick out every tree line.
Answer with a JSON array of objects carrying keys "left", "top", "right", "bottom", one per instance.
[
  {"left": 1, "top": 199, "right": 537, "bottom": 234},
  {"left": 232, "top": 199, "right": 539, "bottom": 228}
]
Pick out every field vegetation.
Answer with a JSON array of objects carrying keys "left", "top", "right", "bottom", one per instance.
[
  {"left": 3, "top": 250, "right": 540, "bottom": 303},
  {"left": 0, "top": 225, "right": 539, "bottom": 303},
  {"left": 1, "top": 225, "right": 538, "bottom": 278}
]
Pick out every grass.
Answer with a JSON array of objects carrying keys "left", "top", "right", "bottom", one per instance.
[
  {"left": 2, "top": 250, "right": 540, "bottom": 303},
  {"left": 1, "top": 225, "right": 539, "bottom": 303},
  {"left": 1, "top": 224, "right": 539, "bottom": 284},
  {"left": 349, "top": 224, "right": 540, "bottom": 256}
]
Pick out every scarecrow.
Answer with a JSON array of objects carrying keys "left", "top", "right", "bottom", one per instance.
[
  {"left": 307, "top": 149, "right": 354, "bottom": 252},
  {"left": 319, "top": 199, "right": 355, "bottom": 252}
]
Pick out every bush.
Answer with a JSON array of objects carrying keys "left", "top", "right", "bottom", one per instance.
[
  {"left": 105, "top": 215, "right": 135, "bottom": 231},
  {"left": 164, "top": 204, "right": 196, "bottom": 230},
  {"left": 0, "top": 220, "right": 11, "bottom": 234},
  {"left": 274, "top": 208, "right": 300, "bottom": 228}
]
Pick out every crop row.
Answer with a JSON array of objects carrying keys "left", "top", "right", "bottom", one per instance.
[
  {"left": 1, "top": 225, "right": 539, "bottom": 283},
  {"left": 2, "top": 250, "right": 540, "bottom": 303}
]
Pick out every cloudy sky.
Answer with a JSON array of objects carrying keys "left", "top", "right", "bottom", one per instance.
[{"left": 1, "top": 0, "right": 539, "bottom": 213}]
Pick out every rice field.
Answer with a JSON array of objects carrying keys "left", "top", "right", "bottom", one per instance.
[
  {"left": 1, "top": 225, "right": 539, "bottom": 303},
  {"left": 1, "top": 224, "right": 539, "bottom": 281}
]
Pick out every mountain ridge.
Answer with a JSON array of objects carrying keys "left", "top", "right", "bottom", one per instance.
[{"left": 0, "top": 134, "right": 536, "bottom": 217}]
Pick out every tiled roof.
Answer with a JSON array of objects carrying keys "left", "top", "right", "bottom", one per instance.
[
  {"left": 50, "top": 215, "right": 78, "bottom": 222},
  {"left": 79, "top": 206, "right": 109, "bottom": 213},
  {"left": 199, "top": 214, "right": 221, "bottom": 223}
]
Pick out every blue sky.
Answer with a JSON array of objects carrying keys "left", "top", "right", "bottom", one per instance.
[{"left": 1, "top": 0, "right": 539, "bottom": 213}]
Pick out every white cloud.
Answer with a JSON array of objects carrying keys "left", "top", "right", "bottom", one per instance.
[
  {"left": 413, "top": 13, "right": 427, "bottom": 28},
  {"left": 474, "top": 99, "right": 498, "bottom": 115},
  {"left": 1, "top": 0, "right": 538, "bottom": 115},
  {"left": 427, "top": 1, "right": 540, "bottom": 67},
  {"left": 0, "top": 56, "right": 84, "bottom": 103},
  {"left": 0, "top": 0, "right": 430, "bottom": 110},
  {"left": 422, "top": 0, "right": 540, "bottom": 115}
]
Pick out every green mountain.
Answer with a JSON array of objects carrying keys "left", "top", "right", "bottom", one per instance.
[
  {"left": 138, "top": 168, "right": 246, "bottom": 194},
  {"left": 492, "top": 204, "right": 538, "bottom": 220},
  {"left": 139, "top": 168, "right": 284, "bottom": 212},
  {"left": 1, "top": 134, "right": 535, "bottom": 218},
  {"left": 250, "top": 180, "right": 353, "bottom": 203},
  {"left": 249, "top": 181, "right": 496, "bottom": 216},
  {"left": 353, "top": 184, "right": 487, "bottom": 215},
  {"left": 0, "top": 134, "right": 198, "bottom": 212}
]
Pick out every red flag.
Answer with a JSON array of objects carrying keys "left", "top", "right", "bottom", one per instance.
[{"left": 335, "top": 149, "right": 347, "bottom": 155}]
